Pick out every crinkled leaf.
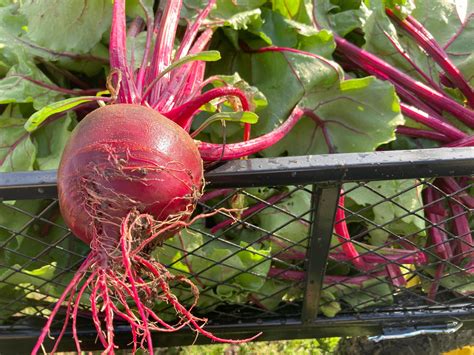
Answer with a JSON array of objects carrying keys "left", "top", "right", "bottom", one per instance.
[
  {"left": 158, "top": 224, "right": 271, "bottom": 295},
  {"left": 0, "top": 263, "right": 56, "bottom": 323},
  {"left": 211, "top": 48, "right": 342, "bottom": 136},
  {"left": 206, "top": 73, "right": 268, "bottom": 111},
  {"left": 0, "top": 117, "right": 36, "bottom": 172},
  {"left": 257, "top": 189, "right": 311, "bottom": 252},
  {"left": 182, "top": 0, "right": 266, "bottom": 26},
  {"left": 234, "top": 243, "right": 271, "bottom": 291},
  {"left": 263, "top": 76, "right": 403, "bottom": 156},
  {"left": 313, "top": 0, "right": 370, "bottom": 36},
  {"left": 20, "top": 0, "right": 112, "bottom": 54},
  {"left": 258, "top": 8, "right": 336, "bottom": 57},
  {"left": 345, "top": 179, "right": 425, "bottom": 245},
  {"left": 411, "top": 0, "right": 474, "bottom": 85},
  {"left": 32, "top": 114, "right": 76, "bottom": 170},
  {"left": 272, "top": 0, "right": 313, "bottom": 25},
  {"left": 340, "top": 279, "right": 393, "bottom": 310},
  {"left": 0, "top": 46, "right": 63, "bottom": 109}
]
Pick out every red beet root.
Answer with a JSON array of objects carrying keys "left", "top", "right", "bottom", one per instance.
[
  {"left": 33, "top": 104, "right": 261, "bottom": 354},
  {"left": 58, "top": 104, "right": 203, "bottom": 245}
]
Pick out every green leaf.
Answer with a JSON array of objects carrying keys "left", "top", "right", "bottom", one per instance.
[
  {"left": 24, "top": 96, "right": 97, "bottom": 132},
  {"left": 0, "top": 117, "right": 36, "bottom": 172},
  {"left": 345, "top": 179, "right": 425, "bottom": 245},
  {"left": 313, "top": 0, "right": 370, "bottom": 36},
  {"left": 0, "top": 46, "right": 63, "bottom": 109},
  {"left": 272, "top": 0, "right": 314, "bottom": 25},
  {"left": 158, "top": 223, "right": 271, "bottom": 295},
  {"left": 20, "top": 0, "right": 112, "bottom": 54},
  {"left": 0, "top": 263, "right": 56, "bottom": 323},
  {"left": 216, "top": 48, "right": 342, "bottom": 137},
  {"left": 206, "top": 73, "right": 268, "bottom": 112},
  {"left": 257, "top": 189, "right": 312, "bottom": 253},
  {"left": 411, "top": 0, "right": 474, "bottom": 85},
  {"left": 126, "top": 0, "right": 154, "bottom": 20},
  {"left": 32, "top": 113, "right": 76, "bottom": 170},
  {"left": 263, "top": 76, "right": 403, "bottom": 156},
  {"left": 182, "top": 0, "right": 266, "bottom": 26}
]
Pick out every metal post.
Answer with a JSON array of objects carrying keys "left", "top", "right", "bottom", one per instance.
[{"left": 301, "top": 185, "right": 341, "bottom": 323}]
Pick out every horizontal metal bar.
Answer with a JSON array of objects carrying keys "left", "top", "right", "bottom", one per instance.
[
  {"left": 0, "top": 170, "right": 57, "bottom": 200},
  {"left": 206, "top": 148, "right": 474, "bottom": 187},
  {"left": 1, "top": 148, "right": 474, "bottom": 199},
  {"left": 1, "top": 306, "right": 472, "bottom": 353}
]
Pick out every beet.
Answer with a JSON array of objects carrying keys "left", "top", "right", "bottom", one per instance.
[{"left": 58, "top": 104, "right": 203, "bottom": 245}]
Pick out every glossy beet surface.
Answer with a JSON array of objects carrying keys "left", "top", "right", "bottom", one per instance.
[{"left": 58, "top": 104, "right": 203, "bottom": 244}]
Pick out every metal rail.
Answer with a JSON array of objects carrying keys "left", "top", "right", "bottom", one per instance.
[
  {"left": 1, "top": 148, "right": 473, "bottom": 199},
  {"left": 0, "top": 147, "right": 473, "bottom": 352}
]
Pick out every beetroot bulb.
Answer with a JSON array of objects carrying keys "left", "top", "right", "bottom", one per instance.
[{"left": 32, "top": 1, "right": 314, "bottom": 353}]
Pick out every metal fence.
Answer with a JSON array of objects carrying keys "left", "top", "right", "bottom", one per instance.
[{"left": 0, "top": 148, "right": 473, "bottom": 352}]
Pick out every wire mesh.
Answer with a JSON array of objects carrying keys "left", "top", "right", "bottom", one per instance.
[
  {"left": 321, "top": 178, "right": 473, "bottom": 315},
  {"left": 0, "top": 154, "right": 472, "bottom": 345}
]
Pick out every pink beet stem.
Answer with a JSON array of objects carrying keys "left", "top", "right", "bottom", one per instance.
[
  {"left": 110, "top": 0, "right": 136, "bottom": 103},
  {"left": 198, "top": 106, "right": 307, "bottom": 161},
  {"left": 428, "top": 263, "right": 446, "bottom": 300},
  {"left": 334, "top": 195, "right": 367, "bottom": 270},
  {"left": 147, "top": 0, "right": 183, "bottom": 102},
  {"left": 448, "top": 201, "right": 473, "bottom": 258},
  {"left": 387, "top": 9, "right": 474, "bottom": 108},
  {"left": 440, "top": 177, "right": 474, "bottom": 208},
  {"left": 396, "top": 126, "right": 450, "bottom": 142},
  {"left": 385, "top": 264, "right": 407, "bottom": 287},
  {"left": 156, "top": 29, "right": 214, "bottom": 112},
  {"left": 164, "top": 86, "right": 251, "bottom": 130},
  {"left": 381, "top": 27, "right": 443, "bottom": 91},
  {"left": 445, "top": 135, "right": 474, "bottom": 147},
  {"left": 400, "top": 103, "right": 466, "bottom": 140},
  {"left": 423, "top": 187, "right": 453, "bottom": 260},
  {"left": 334, "top": 36, "right": 474, "bottom": 127},
  {"left": 199, "top": 188, "right": 234, "bottom": 203}
]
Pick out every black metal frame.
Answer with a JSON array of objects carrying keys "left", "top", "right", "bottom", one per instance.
[{"left": 0, "top": 147, "right": 473, "bottom": 352}]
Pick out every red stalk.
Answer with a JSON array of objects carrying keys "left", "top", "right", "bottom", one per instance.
[
  {"left": 147, "top": 1, "right": 183, "bottom": 102},
  {"left": 448, "top": 201, "right": 474, "bottom": 265},
  {"left": 198, "top": 106, "right": 307, "bottom": 161},
  {"left": 400, "top": 103, "right": 466, "bottom": 140},
  {"left": 381, "top": 27, "right": 443, "bottom": 91},
  {"left": 387, "top": 9, "right": 474, "bottom": 107},
  {"left": 439, "top": 177, "right": 474, "bottom": 209},
  {"left": 385, "top": 264, "right": 407, "bottom": 287},
  {"left": 199, "top": 188, "right": 234, "bottom": 203},
  {"left": 334, "top": 195, "right": 366, "bottom": 270},
  {"left": 109, "top": 0, "right": 136, "bottom": 103},
  {"left": 396, "top": 126, "right": 450, "bottom": 142},
  {"left": 428, "top": 263, "right": 446, "bottom": 300},
  {"left": 445, "top": 135, "right": 474, "bottom": 147},
  {"left": 165, "top": 87, "right": 251, "bottom": 130},
  {"left": 268, "top": 267, "right": 388, "bottom": 285},
  {"left": 423, "top": 187, "right": 453, "bottom": 260},
  {"left": 155, "top": 29, "right": 214, "bottom": 111},
  {"left": 334, "top": 36, "right": 474, "bottom": 127}
]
